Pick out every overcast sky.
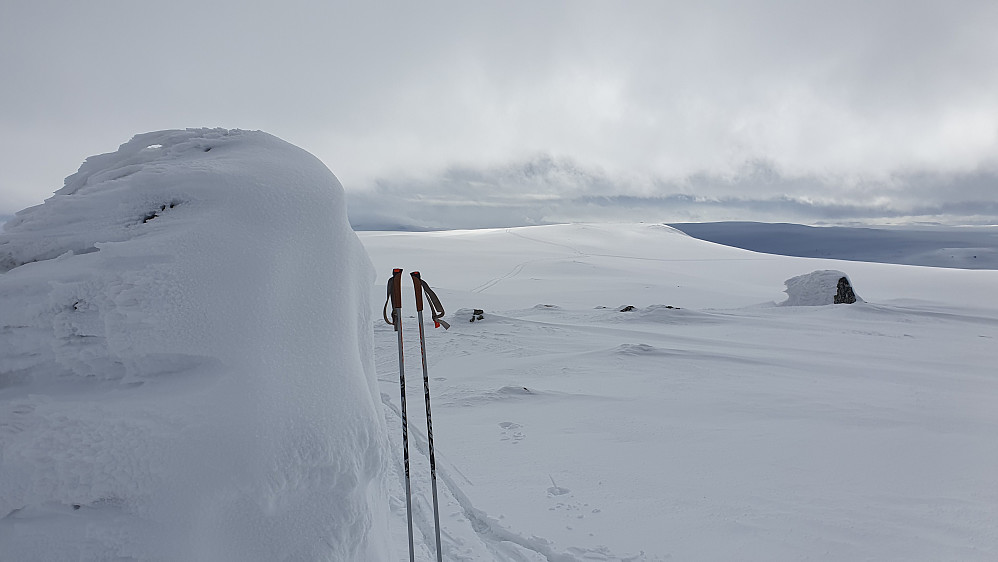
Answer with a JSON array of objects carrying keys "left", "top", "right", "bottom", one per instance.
[{"left": 2, "top": 1, "right": 997, "bottom": 226}]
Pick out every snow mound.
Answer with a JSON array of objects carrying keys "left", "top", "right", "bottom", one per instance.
[
  {"left": 615, "top": 343, "right": 664, "bottom": 355},
  {"left": 607, "top": 305, "right": 718, "bottom": 325},
  {"left": 780, "top": 269, "right": 864, "bottom": 306},
  {"left": 0, "top": 129, "right": 390, "bottom": 560}
]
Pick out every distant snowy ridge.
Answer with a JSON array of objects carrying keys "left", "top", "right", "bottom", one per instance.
[
  {"left": 671, "top": 221, "right": 998, "bottom": 270},
  {"left": 0, "top": 129, "right": 391, "bottom": 560}
]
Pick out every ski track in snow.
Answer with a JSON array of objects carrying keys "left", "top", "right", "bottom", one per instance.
[
  {"left": 377, "top": 309, "right": 649, "bottom": 561},
  {"left": 471, "top": 261, "right": 530, "bottom": 294},
  {"left": 380, "top": 372, "right": 644, "bottom": 561},
  {"left": 471, "top": 229, "right": 583, "bottom": 295}
]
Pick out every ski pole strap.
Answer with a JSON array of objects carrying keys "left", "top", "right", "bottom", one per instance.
[
  {"left": 421, "top": 282, "right": 449, "bottom": 330},
  {"left": 411, "top": 272, "right": 449, "bottom": 330},
  {"left": 382, "top": 277, "right": 393, "bottom": 326}
]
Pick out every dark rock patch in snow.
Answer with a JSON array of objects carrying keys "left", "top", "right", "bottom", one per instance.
[{"left": 835, "top": 276, "right": 858, "bottom": 304}]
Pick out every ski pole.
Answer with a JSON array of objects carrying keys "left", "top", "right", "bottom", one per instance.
[
  {"left": 387, "top": 268, "right": 415, "bottom": 562},
  {"left": 411, "top": 271, "right": 446, "bottom": 562}
]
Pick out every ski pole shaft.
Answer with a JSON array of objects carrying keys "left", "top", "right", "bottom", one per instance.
[
  {"left": 391, "top": 268, "right": 415, "bottom": 562},
  {"left": 411, "top": 271, "right": 443, "bottom": 562}
]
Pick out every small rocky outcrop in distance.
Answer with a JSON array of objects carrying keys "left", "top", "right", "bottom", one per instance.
[{"left": 834, "top": 276, "right": 858, "bottom": 304}]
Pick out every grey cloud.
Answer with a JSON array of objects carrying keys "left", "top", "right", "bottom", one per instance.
[
  {"left": 3, "top": 1, "right": 997, "bottom": 220},
  {"left": 347, "top": 155, "right": 998, "bottom": 229}
]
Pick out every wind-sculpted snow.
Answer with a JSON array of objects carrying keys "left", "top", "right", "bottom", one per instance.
[{"left": 0, "top": 129, "right": 390, "bottom": 560}]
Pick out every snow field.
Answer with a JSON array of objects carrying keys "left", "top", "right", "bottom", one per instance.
[{"left": 361, "top": 223, "right": 998, "bottom": 561}]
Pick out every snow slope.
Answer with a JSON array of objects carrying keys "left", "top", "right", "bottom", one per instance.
[
  {"left": 0, "top": 129, "right": 390, "bottom": 560},
  {"left": 360, "top": 223, "right": 998, "bottom": 561}
]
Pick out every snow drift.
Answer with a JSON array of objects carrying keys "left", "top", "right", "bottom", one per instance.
[{"left": 0, "top": 129, "right": 390, "bottom": 560}]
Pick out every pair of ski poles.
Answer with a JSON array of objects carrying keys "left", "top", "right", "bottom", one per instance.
[{"left": 386, "top": 269, "right": 449, "bottom": 562}]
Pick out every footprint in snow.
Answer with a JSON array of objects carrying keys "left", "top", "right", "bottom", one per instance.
[{"left": 498, "top": 421, "right": 524, "bottom": 443}]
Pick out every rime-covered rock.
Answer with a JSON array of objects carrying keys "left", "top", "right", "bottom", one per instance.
[{"left": 780, "top": 269, "right": 863, "bottom": 306}]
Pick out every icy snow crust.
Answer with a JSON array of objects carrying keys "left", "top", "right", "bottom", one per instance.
[{"left": 0, "top": 129, "right": 390, "bottom": 560}]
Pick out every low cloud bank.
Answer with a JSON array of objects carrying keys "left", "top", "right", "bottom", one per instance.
[{"left": 347, "top": 155, "right": 998, "bottom": 230}]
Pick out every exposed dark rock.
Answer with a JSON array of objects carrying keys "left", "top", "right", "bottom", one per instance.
[{"left": 834, "top": 277, "right": 857, "bottom": 304}]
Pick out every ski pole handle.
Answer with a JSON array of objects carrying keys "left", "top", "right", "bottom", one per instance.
[
  {"left": 391, "top": 268, "right": 403, "bottom": 310},
  {"left": 411, "top": 271, "right": 424, "bottom": 312}
]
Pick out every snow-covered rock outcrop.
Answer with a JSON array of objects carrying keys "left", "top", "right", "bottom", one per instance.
[
  {"left": 780, "top": 269, "right": 863, "bottom": 306},
  {"left": 0, "top": 129, "right": 390, "bottom": 560}
]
